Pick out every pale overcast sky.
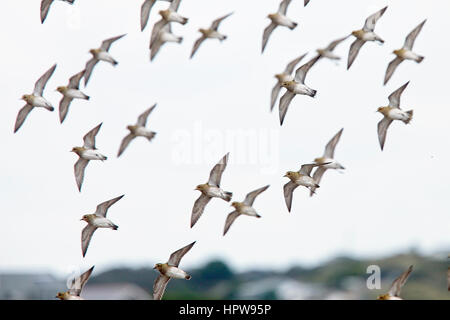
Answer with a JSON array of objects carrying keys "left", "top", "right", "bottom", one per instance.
[{"left": 0, "top": 0, "right": 449, "bottom": 277}]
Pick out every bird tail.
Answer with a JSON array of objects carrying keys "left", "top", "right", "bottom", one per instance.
[
  {"left": 146, "top": 132, "right": 157, "bottom": 141},
  {"left": 44, "top": 105, "right": 54, "bottom": 112},
  {"left": 256, "top": 214, "right": 261, "bottom": 218},
  {"left": 182, "top": 17, "right": 188, "bottom": 25},
  {"left": 416, "top": 56, "right": 424, "bottom": 63},
  {"left": 376, "top": 37, "right": 385, "bottom": 44},
  {"left": 403, "top": 110, "right": 413, "bottom": 124},
  {"left": 290, "top": 22, "right": 298, "bottom": 30},
  {"left": 177, "top": 37, "right": 183, "bottom": 44},
  {"left": 112, "top": 224, "right": 118, "bottom": 230},
  {"left": 223, "top": 191, "right": 233, "bottom": 202},
  {"left": 101, "top": 155, "right": 108, "bottom": 161},
  {"left": 112, "top": 60, "right": 119, "bottom": 66},
  {"left": 310, "top": 89, "right": 317, "bottom": 98},
  {"left": 185, "top": 274, "right": 191, "bottom": 280}
]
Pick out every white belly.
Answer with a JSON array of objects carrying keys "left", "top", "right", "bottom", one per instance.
[
  {"left": 161, "top": 32, "right": 180, "bottom": 43},
  {"left": 135, "top": 126, "right": 151, "bottom": 137},
  {"left": 361, "top": 32, "right": 377, "bottom": 41},
  {"left": 166, "top": 266, "right": 187, "bottom": 279},
  {"left": 206, "top": 186, "right": 224, "bottom": 198},
  {"left": 401, "top": 50, "right": 419, "bottom": 61},
  {"left": 291, "top": 83, "right": 313, "bottom": 95},
  {"left": 272, "top": 14, "right": 294, "bottom": 28},
  {"left": 207, "top": 31, "right": 225, "bottom": 40},
  {"left": 32, "top": 96, "right": 52, "bottom": 108},
  {"left": 168, "top": 11, "right": 185, "bottom": 24},
  {"left": 92, "top": 217, "right": 114, "bottom": 228},
  {"left": 65, "top": 89, "right": 87, "bottom": 99},
  {"left": 240, "top": 205, "right": 258, "bottom": 217},
  {"left": 97, "top": 51, "right": 115, "bottom": 64},
  {"left": 296, "top": 176, "right": 316, "bottom": 188},
  {"left": 388, "top": 109, "right": 409, "bottom": 121},
  {"left": 319, "top": 50, "right": 340, "bottom": 60},
  {"left": 81, "top": 149, "right": 107, "bottom": 161}
]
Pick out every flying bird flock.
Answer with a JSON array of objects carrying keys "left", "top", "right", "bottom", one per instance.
[{"left": 9, "top": 0, "right": 436, "bottom": 300}]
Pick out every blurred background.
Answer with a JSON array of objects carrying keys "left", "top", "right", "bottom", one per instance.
[{"left": 0, "top": 1, "right": 449, "bottom": 299}]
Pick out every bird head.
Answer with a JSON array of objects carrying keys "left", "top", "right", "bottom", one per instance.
[
  {"left": 80, "top": 214, "right": 89, "bottom": 222},
  {"left": 195, "top": 184, "right": 207, "bottom": 192},
  {"left": 21, "top": 94, "right": 31, "bottom": 102},
  {"left": 284, "top": 171, "right": 296, "bottom": 179},
  {"left": 376, "top": 294, "right": 390, "bottom": 300},
  {"left": 231, "top": 201, "right": 239, "bottom": 208},
  {"left": 153, "top": 263, "right": 163, "bottom": 271},
  {"left": 56, "top": 292, "right": 68, "bottom": 300},
  {"left": 71, "top": 146, "right": 83, "bottom": 153},
  {"left": 56, "top": 86, "right": 65, "bottom": 93},
  {"left": 281, "top": 81, "right": 290, "bottom": 88},
  {"left": 89, "top": 49, "right": 97, "bottom": 55}
]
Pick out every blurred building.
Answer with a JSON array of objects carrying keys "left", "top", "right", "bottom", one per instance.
[
  {"left": 0, "top": 273, "right": 65, "bottom": 300},
  {"left": 82, "top": 283, "right": 151, "bottom": 300}
]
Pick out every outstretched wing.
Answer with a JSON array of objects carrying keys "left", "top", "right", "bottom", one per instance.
[
  {"left": 404, "top": 20, "right": 426, "bottom": 50},
  {"left": 388, "top": 81, "right": 409, "bottom": 108},
  {"left": 347, "top": 39, "right": 365, "bottom": 70},
  {"left": 262, "top": 23, "right": 277, "bottom": 53},
  {"left": 140, "top": 0, "right": 156, "bottom": 31},
  {"left": 324, "top": 128, "right": 344, "bottom": 158},
  {"left": 33, "top": 64, "right": 57, "bottom": 96},
  {"left": 169, "top": 0, "right": 181, "bottom": 11},
  {"left": 208, "top": 153, "right": 229, "bottom": 187},
  {"left": 325, "top": 35, "right": 350, "bottom": 51},
  {"left": 59, "top": 96, "right": 73, "bottom": 124},
  {"left": 278, "top": 0, "right": 292, "bottom": 15},
  {"left": 283, "top": 181, "right": 298, "bottom": 212},
  {"left": 150, "top": 19, "right": 169, "bottom": 49},
  {"left": 243, "top": 185, "right": 270, "bottom": 206},
  {"left": 377, "top": 117, "right": 393, "bottom": 151},
  {"left": 68, "top": 70, "right": 85, "bottom": 89},
  {"left": 190, "top": 35, "right": 207, "bottom": 59},
  {"left": 40, "top": 0, "right": 53, "bottom": 23},
  {"left": 153, "top": 275, "right": 170, "bottom": 300},
  {"left": 304, "top": 0, "right": 310, "bottom": 6},
  {"left": 284, "top": 53, "right": 308, "bottom": 75},
  {"left": 310, "top": 166, "right": 327, "bottom": 196},
  {"left": 81, "top": 224, "right": 96, "bottom": 257},
  {"left": 68, "top": 266, "right": 95, "bottom": 296},
  {"left": 210, "top": 12, "right": 233, "bottom": 31},
  {"left": 363, "top": 6, "right": 388, "bottom": 32},
  {"left": 14, "top": 104, "right": 34, "bottom": 133},
  {"left": 279, "top": 91, "right": 295, "bottom": 126},
  {"left": 190, "top": 194, "right": 211, "bottom": 228},
  {"left": 168, "top": 241, "right": 196, "bottom": 266},
  {"left": 299, "top": 163, "right": 320, "bottom": 176},
  {"left": 94, "top": 195, "right": 124, "bottom": 217},
  {"left": 294, "top": 55, "right": 320, "bottom": 84},
  {"left": 74, "top": 158, "right": 89, "bottom": 192},
  {"left": 100, "top": 34, "right": 126, "bottom": 51},
  {"left": 223, "top": 211, "right": 240, "bottom": 236},
  {"left": 383, "top": 57, "right": 403, "bottom": 85},
  {"left": 137, "top": 104, "right": 157, "bottom": 126},
  {"left": 83, "top": 123, "right": 102, "bottom": 149},
  {"left": 270, "top": 83, "right": 282, "bottom": 112},
  {"left": 388, "top": 265, "right": 413, "bottom": 297},
  {"left": 117, "top": 133, "right": 136, "bottom": 157},
  {"left": 83, "top": 58, "right": 98, "bottom": 86}
]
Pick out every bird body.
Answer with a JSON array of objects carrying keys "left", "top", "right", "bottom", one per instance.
[
  {"left": 58, "top": 88, "right": 88, "bottom": 100},
  {"left": 56, "top": 266, "right": 94, "bottom": 300},
  {"left": 159, "top": 9, "right": 188, "bottom": 24},
  {"left": 22, "top": 95, "right": 53, "bottom": 110},
  {"left": 378, "top": 106, "right": 413, "bottom": 123},
  {"left": 196, "top": 184, "right": 231, "bottom": 201},
  {"left": 82, "top": 214, "right": 118, "bottom": 230},
  {"left": 285, "top": 171, "right": 318, "bottom": 189},
  {"left": 313, "top": 157, "right": 343, "bottom": 170},
  {"left": 72, "top": 147, "right": 107, "bottom": 161},
  {"left": 268, "top": 13, "right": 297, "bottom": 29},
  {"left": 351, "top": 29, "right": 383, "bottom": 42},
  {"left": 282, "top": 81, "right": 316, "bottom": 96},
  {"left": 199, "top": 28, "right": 226, "bottom": 40},
  {"left": 156, "top": 263, "right": 190, "bottom": 280},
  {"left": 316, "top": 49, "right": 340, "bottom": 60},
  {"left": 90, "top": 49, "right": 117, "bottom": 65}
]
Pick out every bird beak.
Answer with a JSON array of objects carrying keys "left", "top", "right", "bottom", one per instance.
[{"left": 283, "top": 174, "right": 287, "bottom": 177}]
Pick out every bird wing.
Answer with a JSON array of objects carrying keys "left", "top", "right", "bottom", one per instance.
[
  {"left": 83, "top": 122, "right": 102, "bottom": 149},
  {"left": 310, "top": 166, "right": 327, "bottom": 196},
  {"left": 294, "top": 55, "right": 320, "bottom": 84},
  {"left": 363, "top": 6, "right": 388, "bottom": 32},
  {"left": 40, "top": 0, "right": 53, "bottom": 23},
  {"left": 150, "top": 19, "right": 168, "bottom": 49},
  {"left": 210, "top": 12, "right": 233, "bottom": 31},
  {"left": 81, "top": 224, "right": 97, "bottom": 257},
  {"left": 383, "top": 57, "right": 403, "bottom": 85},
  {"left": 223, "top": 210, "right": 240, "bottom": 236},
  {"left": 74, "top": 158, "right": 89, "bottom": 192},
  {"left": 283, "top": 181, "right": 298, "bottom": 212},
  {"left": 347, "top": 39, "right": 365, "bottom": 69},
  {"left": 279, "top": 91, "right": 295, "bottom": 126},
  {"left": 58, "top": 96, "right": 73, "bottom": 124},
  {"left": 324, "top": 128, "right": 344, "bottom": 158},
  {"left": 262, "top": 23, "right": 277, "bottom": 53},
  {"left": 117, "top": 133, "right": 136, "bottom": 157},
  {"left": 377, "top": 117, "right": 393, "bottom": 151},
  {"left": 14, "top": 104, "right": 34, "bottom": 133},
  {"left": 94, "top": 195, "right": 124, "bottom": 217},
  {"left": 190, "top": 35, "right": 207, "bottom": 59},
  {"left": 153, "top": 275, "right": 170, "bottom": 300},
  {"left": 243, "top": 185, "right": 270, "bottom": 206},
  {"left": 299, "top": 163, "right": 321, "bottom": 176},
  {"left": 169, "top": 0, "right": 181, "bottom": 11},
  {"left": 33, "top": 64, "right": 57, "bottom": 96},
  {"left": 100, "top": 34, "right": 126, "bottom": 51},
  {"left": 191, "top": 194, "right": 211, "bottom": 228},
  {"left": 388, "top": 265, "right": 413, "bottom": 297},
  {"left": 68, "top": 266, "right": 94, "bottom": 296},
  {"left": 68, "top": 70, "right": 85, "bottom": 89},
  {"left": 388, "top": 81, "right": 409, "bottom": 108},
  {"left": 140, "top": 0, "right": 156, "bottom": 31},
  {"left": 304, "top": 0, "right": 310, "bottom": 6},
  {"left": 208, "top": 153, "right": 229, "bottom": 187},
  {"left": 278, "top": 0, "right": 292, "bottom": 15},
  {"left": 404, "top": 20, "right": 426, "bottom": 50},
  {"left": 137, "top": 104, "right": 157, "bottom": 126},
  {"left": 270, "top": 83, "right": 282, "bottom": 112},
  {"left": 168, "top": 241, "right": 196, "bottom": 266},
  {"left": 150, "top": 38, "right": 165, "bottom": 61},
  {"left": 284, "top": 53, "right": 308, "bottom": 74},
  {"left": 83, "top": 58, "right": 98, "bottom": 86},
  {"left": 325, "top": 35, "right": 350, "bottom": 51}
]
